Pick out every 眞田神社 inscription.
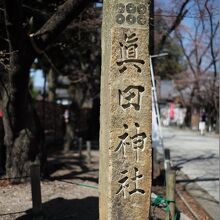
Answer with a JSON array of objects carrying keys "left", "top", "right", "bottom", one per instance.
[
  {"left": 116, "top": 167, "right": 145, "bottom": 199},
  {"left": 119, "top": 85, "right": 145, "bottom": 110},
  {"left": 116, "top": 33, "right": 145, "bottom": 73},
  {"left": 114, "top": 123, "right": 149, "bottom": 162}
]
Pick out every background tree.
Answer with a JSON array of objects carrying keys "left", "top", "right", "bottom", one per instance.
[
  {"left": 174, "top": 0, "right": 219, "bottom": 131},
  {"left": 151, "top": 0, "right": 191, "bottom": 79},
  {"left": 153, "top": 9, "right": 187, "bottom": 79},
  {"left": 36, "top": 4, "right": 101, "bottom": 145},
  {"left": 0, "top": 0, "right": 96, "bottom": 180}
]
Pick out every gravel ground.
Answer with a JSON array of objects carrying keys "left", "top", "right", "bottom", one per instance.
[
  {"left": 0, "top": 149, "right": 212, "bottom": 220},
  {"left": 0, "top": 150, "right": 99, "bottom": 220}
]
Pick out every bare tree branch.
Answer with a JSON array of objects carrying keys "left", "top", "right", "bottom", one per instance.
[
  {"left": 32, "top": 0, "right": 91, "bottom": 51},
  {"left": 175, "top": 31, "right": 196, "bottom": 76},
  {"left": 158, "top": 0, "right": 191, "bottom": 51},
  {"left": 205, "top": 1, "right": 219, "bottom": 78}
]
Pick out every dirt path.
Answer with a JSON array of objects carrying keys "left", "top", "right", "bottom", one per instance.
[
  {"left": 0, "top": 148, "right": 212, "bottom": 220},
  {"left": 0, "top": 150, "right": 99, "bottom": 220}
]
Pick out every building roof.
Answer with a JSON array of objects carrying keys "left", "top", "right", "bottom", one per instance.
[{"left": 160, "top": 80, "right": 178, "bottom": 100}]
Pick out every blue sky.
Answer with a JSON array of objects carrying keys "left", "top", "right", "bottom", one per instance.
[{"left": 30, "top": 69, "right": 45, "bottom": 88}]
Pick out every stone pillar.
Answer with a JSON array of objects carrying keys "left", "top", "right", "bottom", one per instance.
[{"left": 99, "top": 1, "right": 152, "bottom": 219}]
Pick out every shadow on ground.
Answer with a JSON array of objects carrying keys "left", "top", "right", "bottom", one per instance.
[
  {"left": 44, "top": 147, "right": 99, "bottom": 183},
  {"left": 16, "top": 196, "right": 98, "bottom": 220},
  {"left": 172, "top": 153, "right": 218, "bottom": 169}
]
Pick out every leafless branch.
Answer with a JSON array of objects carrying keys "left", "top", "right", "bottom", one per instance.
[{"left": 158, "top": 0, "right": 191, "bottom": 51}]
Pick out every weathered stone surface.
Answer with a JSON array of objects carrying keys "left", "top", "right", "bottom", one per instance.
[{"left": 99, "top": 1, "right": 152, "bottom": 219}]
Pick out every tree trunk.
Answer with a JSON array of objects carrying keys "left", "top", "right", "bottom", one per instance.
[
  {"left": 48, "top": 69, "right": 57, "bottom": 102},
  {"left": 63, "top": 123, "right": 75, "bottom": 152},
  {"left": 2, "top": 0, "right": 90, "bottom": 181},
  {"left": 2, "top": 63, "right": 44, "bottom": 181},
  {"left": 3, "top": 0, "right": 45, "bottom": 182},
  {"left": 215, "top": 114, "right": 219, "bottom": 134},
  {"left": 0, "top": 116, "right": 5, "bottom": 174},
  {"left": 185, "top": 106, "right": 191, "bottom": 127}
]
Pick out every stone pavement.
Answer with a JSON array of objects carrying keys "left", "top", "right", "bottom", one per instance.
[{"left": 161, "top": 126, "right": 219, "bottom": 219}]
